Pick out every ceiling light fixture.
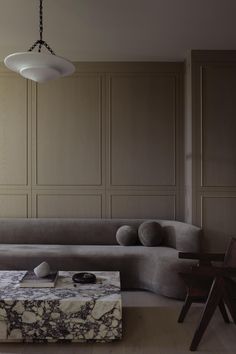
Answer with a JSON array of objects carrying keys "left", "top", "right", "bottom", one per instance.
[{"left": 4, "top": 0, "right": 75, "bottom": 83}]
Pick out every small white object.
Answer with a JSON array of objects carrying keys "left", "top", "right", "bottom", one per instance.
[
  {"left": 34, "top": 261, "right": 50, "bottom": 278},
  {"left": 4, "top": 52, "right": 75, "bottom": 83}
]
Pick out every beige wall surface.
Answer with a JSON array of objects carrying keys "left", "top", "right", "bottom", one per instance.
[
  {"left": 188, "top": 51, "right": 236, "bottom": 251},
  {"left": 36, "top": 75, "right": 102, "bottom": 186},
  {"left": 109, "top": 75, "right": 176, "bottom": 186},
  {"left": 0, "top": 62, "right": 183, "bottom": 220},
  {"left": 1, "top": 53, "right": 236, "bottom": 252},
  {"left": 0, "top": 76, "right": 28, "bottom": 186}
]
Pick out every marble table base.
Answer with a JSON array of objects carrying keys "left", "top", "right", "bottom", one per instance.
[{"left": 0, "top": 271, "right": 122, "bottom": 342}]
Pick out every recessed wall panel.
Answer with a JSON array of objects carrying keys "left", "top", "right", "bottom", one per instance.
[
  {"left": 109, "top": 75, "right": 176, "bottom": 186},
  {"left": 201, "top": 196, "right": 236, "bottom": 252},
  {"left": 110, "top": 194, "right": 175, "bottom": 219},
  {"left": 36, "top": 75, "right": 102, "bottom": 186},
  {"left": 0, "top": 76, "right": 27, "bottom": 185},
  {"left": 0, "top": 194, "right": 28, "bottom": 217},
  {"left": 36, "top": 194, "right": 102, "bottom": 218},
  {"left": 201, "top": 65, "right": 236, "bottom": 187}
]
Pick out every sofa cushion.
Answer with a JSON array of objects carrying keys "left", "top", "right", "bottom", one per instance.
[
  {"left": 138, "top": 221, "right": 163, "bottom": 246},
  {"left": 116, "top": 225, "right": 138, "bottom": 246},
  {"left": 0, "top": 244, "right": 196, "bottom": 299}
]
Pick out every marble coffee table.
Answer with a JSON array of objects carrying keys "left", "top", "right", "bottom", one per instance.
[{"left": 0, "top": 270, "right": 122, "bottom": 342}]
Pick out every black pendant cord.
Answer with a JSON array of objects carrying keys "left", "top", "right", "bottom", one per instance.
[
  {"left": 39, "top": 0, "right": 43, "bottom": 41},
  {"left": 28, "top": 0, "right": 55, "bottom": 55}
]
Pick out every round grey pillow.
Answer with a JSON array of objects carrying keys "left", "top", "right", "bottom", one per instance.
[
  {"left": 116, "top": 225, "right": 138, "bottom": 246},
  {"left": 138, "top": 221, "right": 163, "bottom": 246}
]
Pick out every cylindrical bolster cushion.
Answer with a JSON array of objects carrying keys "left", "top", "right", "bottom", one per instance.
[
  {"left": 138, "top": 221, "right": 163, "bottom": 246},
  {"left": 116, "top": 225, "right": 138, "bottom": 246}
]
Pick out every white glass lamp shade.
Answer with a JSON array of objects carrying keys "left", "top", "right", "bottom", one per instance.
[{"left": 4, "top": 52, "right": 75, "bottom": 83}]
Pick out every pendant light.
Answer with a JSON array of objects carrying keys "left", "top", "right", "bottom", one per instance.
[{"left": 4, "top": 0, "right": 75, "bottom": 83}]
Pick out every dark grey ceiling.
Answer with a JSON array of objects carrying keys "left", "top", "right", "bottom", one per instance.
[{"left": 0, "top": 0, "right": 236, "bottom": 61}]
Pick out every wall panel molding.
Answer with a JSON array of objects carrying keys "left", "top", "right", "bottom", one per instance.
[
  {"left": 108, "top": 192, "right": 176, "bottom": 219},
  {"left": 201, "top": 194, "right": 236, "bottom": 251},
  {"left": 0, "top": 194, "right": 28, "bottom": 218},
  {"left": 200, "top": 64, "right": 236, "bottom": 188},
  {"left": 35, "top": 193, "right": 103, "bottom": 218},
  {"left": 33, "top": 74, "right": 104, "bottom": 187},
  {"left": 107, "top": 73, "right": 178, "bottom": 187},
  {"left": 0, "top": 74, "right": 29, "bottom": 186}
]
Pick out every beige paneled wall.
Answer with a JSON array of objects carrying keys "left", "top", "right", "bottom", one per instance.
[
  {"left": 109, "top": 194, "right": 176, "bottom": 219},
  {"left": 189, "top": 51, "right": 236, "bottom": 251},
  {"left": 201, "top": 195, "right": 236, "bottom": 251},
  {"left": 0, "top": 72, "right": 31, "bottom": 217},
  {"left": 35, "top": 75, "right": 102, "bottom": 186},
  {"left": 2, "top": 55, "right": 236, "bottom": 250},
  {"left": 0, "top": 194, "right": 28, "bottom": 217},
  {"left": 35, "top": 194, "right": 102, "bottom": 218},
  {"left": 0, "top": 63, "right": 183, "bottom": 220},
  {"left": 0, "top": 76, "right": 28, "bottom": 186},
  {"left": 201, "top": 65, "right": 236, "bottom": 186},
  {"left": 108, "top": 74, "right": 176, "bottom": 186}
]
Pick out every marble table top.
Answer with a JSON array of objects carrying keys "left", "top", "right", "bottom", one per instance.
[{"left": 0, "top": 270, "right": 121, "bottom": 301}]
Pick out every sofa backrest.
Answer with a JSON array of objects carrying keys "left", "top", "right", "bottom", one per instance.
[{"left": 0, "top": 218, "right": 201, "bottom": 252}]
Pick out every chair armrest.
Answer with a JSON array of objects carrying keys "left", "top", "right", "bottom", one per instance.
[
  {"left": 224, "top": 267, "right": 236, "bottom": 276},
  {"left": 179, "top": 252, "right": 225, "bottom": 263},
  {"left": 190, "top": 265, "right": 221, "bottom": 277},
  {"left": 190, "top": 265, "right": 236, "bottom": 277}
]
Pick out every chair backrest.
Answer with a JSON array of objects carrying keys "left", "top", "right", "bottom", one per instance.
[{"left": 224, "top": 237, "right": 236, "bottom": 267}]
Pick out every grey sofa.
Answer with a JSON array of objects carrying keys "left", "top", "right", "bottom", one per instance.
[{"left": 0, "top": 218, "right": 201, "bottom": 299}]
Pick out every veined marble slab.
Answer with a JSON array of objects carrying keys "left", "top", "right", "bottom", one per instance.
[{"left": 0, "top": 271, "right": 122, "bottom": 342}]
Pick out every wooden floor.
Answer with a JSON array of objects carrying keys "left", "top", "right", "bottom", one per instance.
[{"left": 0, "top": 291, "right": 235, "bottom": 354}]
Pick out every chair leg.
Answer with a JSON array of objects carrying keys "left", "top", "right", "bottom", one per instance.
[
  {"left": 224, "top": 298, "right": 236, "bottom": 324},
  {"left": 178, "top": 295, "right": 192, "bottom": 323},
  {"left": 223, "top": 281, "right": 236, "bottom": 324},
  {"left": 190, "top": 277, "right": 223, "bottom": 351},
  {"left": 218, "top": 299, "right": 230, "bottom": 323}
]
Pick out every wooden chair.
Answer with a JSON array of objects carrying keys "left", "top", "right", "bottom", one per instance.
[{"left": 178, "top": 237, "right": 236, "bottom": 351}]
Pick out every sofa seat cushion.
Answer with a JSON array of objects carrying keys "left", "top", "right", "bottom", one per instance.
[{"left": 0, "top": 244, "right": 196, "bottom": 299}]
